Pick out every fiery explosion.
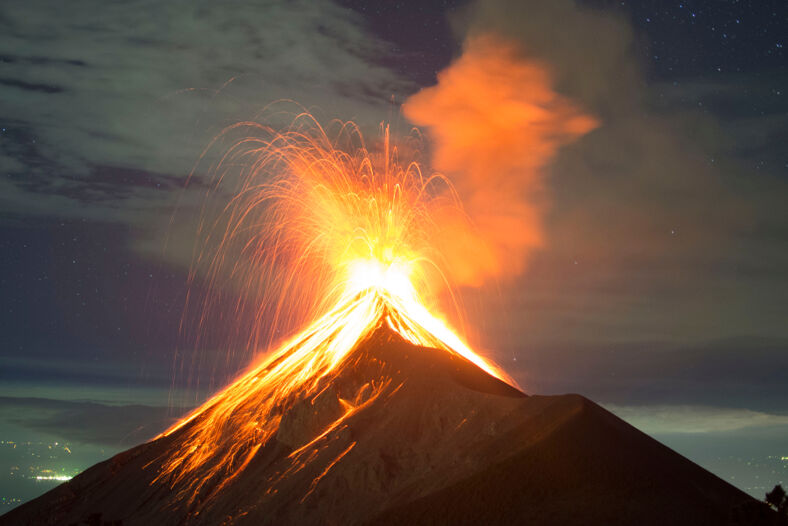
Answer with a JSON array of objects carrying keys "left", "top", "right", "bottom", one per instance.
[
  {"left": 153, "top": 34, "right": 596, "bottom": 504},
  {"left": 154, "top": 116, "right": 509, "bottom": 501}
]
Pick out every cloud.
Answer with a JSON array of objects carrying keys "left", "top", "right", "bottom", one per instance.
[
  {"left": 0, "top": 0, "right": 410, "bottom": 222},
  {"left": 508, "top": 336, "right": 788, "bottom": 414},
  {"left": 0, "top": 397, "right": 178, "bottom": 446},
  {"left": 606, "top": 404, "right": 788, "bottom": 434},
  {"left": 429, "top": 0, "right": 788, "bottom": 355},
  {"left": 403, "top": 33, "right": 597, "bottom": 287}
]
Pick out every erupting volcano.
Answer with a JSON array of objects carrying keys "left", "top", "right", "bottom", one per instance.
[
  {"left": 2, "top": 114, "right": 759, "bottom": 526},
  {"left": 0, "top": 37, "right": 764, "bottom": 525}
]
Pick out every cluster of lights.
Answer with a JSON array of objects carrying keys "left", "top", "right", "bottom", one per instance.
[{"left": 34, "top": 475, "right": 72, "bottom": 482}]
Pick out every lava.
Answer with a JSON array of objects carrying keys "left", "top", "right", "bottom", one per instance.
[{"left": 155, "top": 115, "right": 509, "bottom": 501}]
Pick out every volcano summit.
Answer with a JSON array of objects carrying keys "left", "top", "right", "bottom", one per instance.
[
  {"left": 1, "top": 115, "right": 766, "bottom": 525},
  {"left": 0, "top": 319, "right": 759, "bottom": 525}
]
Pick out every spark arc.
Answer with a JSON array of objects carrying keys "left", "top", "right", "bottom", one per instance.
[{"left": 157, "top": 115, "right": 510, "bottom": 500}]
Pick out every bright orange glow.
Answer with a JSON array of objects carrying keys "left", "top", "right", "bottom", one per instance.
[
  {"left": 154, "top": 115, "right": 510, "bottom": 501},
  {"left": 157, "top": 285, "right": 507, "bottom": 498},
  {"left": 404, "top": 34, "right": 598, "bottom": 286}
]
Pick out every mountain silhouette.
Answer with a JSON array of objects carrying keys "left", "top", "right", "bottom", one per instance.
[{"left": 0, "top": 324, "right": 760, "bottom": 525}]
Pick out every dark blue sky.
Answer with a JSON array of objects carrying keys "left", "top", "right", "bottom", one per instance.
[{"left": 0, "top": 0, "right": 786, "bottom": 503}]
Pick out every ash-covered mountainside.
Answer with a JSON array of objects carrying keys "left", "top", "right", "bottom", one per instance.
[{"left": 1, "top": 325, "right": 762, "bottom": 525}]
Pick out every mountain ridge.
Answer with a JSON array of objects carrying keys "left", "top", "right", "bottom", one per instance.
[{"left": 0, "top": 325, "right": 762, "bottom": 525}]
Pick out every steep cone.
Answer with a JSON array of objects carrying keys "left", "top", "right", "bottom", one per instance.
[{"left": 0, "top": 322, "right": 761, "bottom": 526}]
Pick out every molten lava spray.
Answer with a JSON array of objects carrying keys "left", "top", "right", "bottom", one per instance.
[
  {"left": 155, "top": 34, "right": 596, "bottom": 504},
  {"left": 157, "top": 117, "right": 510, "bottom": 501}
]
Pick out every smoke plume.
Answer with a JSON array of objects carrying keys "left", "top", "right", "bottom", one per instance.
[{"left": 404, "top": 34, "right": 597, "bottom": 287}]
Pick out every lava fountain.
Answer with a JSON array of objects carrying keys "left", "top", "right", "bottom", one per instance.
[{"left": 154, "top": 115, "right": 510, "bottom": 502}]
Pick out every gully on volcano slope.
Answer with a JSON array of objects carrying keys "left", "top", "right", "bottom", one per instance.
[
  {"left": 151, "top": 277, "right": 515, "bottom": 505},
  {"left": 0, "top": 317, "right": 759, "bottom": 526}
]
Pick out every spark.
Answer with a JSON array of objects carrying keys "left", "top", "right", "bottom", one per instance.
[{"left": 153, "top": 115, "right": 512, "bottom": 503}]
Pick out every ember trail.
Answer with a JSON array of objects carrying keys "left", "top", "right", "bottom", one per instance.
[{"left": 154, "top": 114, "right": 511, "bottom": 500}]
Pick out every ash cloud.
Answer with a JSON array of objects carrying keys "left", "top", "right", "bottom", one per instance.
[
  {"left": 436, "top": 0, "right": 788, "bottom": 354},
  {"left": 404, "top": 34, "right": 597, "bottom": 287}
]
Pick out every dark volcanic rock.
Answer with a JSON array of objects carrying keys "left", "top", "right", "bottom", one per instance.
[{"left": 0, "top": 327, "right": 761, "bottom": 525}]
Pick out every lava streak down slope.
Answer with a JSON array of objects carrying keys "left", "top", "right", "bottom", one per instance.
[{"left": 1, "top": 325, "right": 757, "bottom": 525}]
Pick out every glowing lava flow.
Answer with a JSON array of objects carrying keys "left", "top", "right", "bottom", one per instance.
[
  {"left": 157, "top": 273, "right": 507, "bottom": 493},
  {"left": 154, "top": 115, "right": 511, "bottom": 501}
]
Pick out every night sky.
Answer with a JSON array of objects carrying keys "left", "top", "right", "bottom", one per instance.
[{"left": 1, "top": 0, "right": 786, "bottom": 506}]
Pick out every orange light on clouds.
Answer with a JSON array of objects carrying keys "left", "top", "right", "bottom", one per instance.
[{"left": 404, "top": 34, "right": 597, "bottom": 286}]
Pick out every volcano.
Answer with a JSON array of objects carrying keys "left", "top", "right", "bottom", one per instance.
[{"left": 0, "top": 321, "right": 760, "bottom": 526}]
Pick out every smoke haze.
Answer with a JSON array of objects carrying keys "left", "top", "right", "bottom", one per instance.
[{"left": 404, "top": 34, "right": 597, "bottom": 287}]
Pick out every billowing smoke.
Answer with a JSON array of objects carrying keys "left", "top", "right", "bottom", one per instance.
[{"left": 403, "top": 34, "right": 597, "bottom": 287}]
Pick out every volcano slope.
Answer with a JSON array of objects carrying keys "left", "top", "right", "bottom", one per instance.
[{"left": 1, "top": 325, "right": 760, "bottom": 526}]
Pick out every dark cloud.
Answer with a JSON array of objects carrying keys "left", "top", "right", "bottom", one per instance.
[
  {"left": 0, "top": 397, "right": 176, "bottom": 447},
  {"left": 509, "top": 336, "right": 788, "bottom": 412},
  {"left": 0, "top": 0, "right": 411, "bottom": 223}
]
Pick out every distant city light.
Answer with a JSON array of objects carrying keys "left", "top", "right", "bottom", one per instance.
[{"left": 34, "top": 475, "right": 72, "bottom": 482}]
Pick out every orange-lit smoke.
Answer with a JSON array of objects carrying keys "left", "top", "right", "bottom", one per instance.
[{"left": 404, "top": 34, "right": 597, "bottom": 287}]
